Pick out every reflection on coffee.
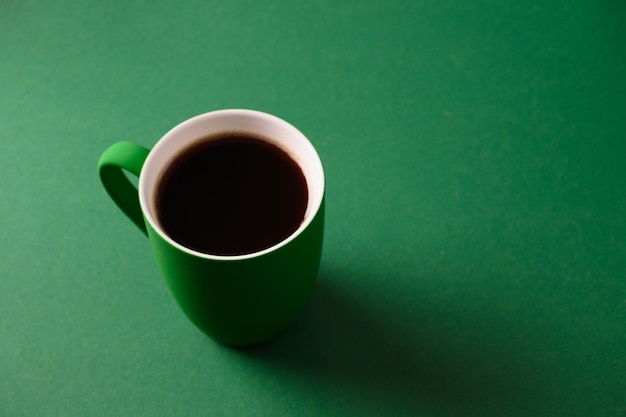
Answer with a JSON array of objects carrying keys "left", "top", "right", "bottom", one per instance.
[{"left": 156, "top": 132, "right": 308, "bottom": 256}]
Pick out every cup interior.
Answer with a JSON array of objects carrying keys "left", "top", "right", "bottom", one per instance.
[{"left": 138, "top": 109, "right": 325, "bottom": 260}]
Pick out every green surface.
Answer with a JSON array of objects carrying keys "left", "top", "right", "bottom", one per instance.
[{"left": 1, "top": 1, "right": 625, "bottom": 416}]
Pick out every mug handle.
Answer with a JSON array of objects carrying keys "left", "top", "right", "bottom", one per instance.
[{"left": 98, "top": 141, "right": 151, "bottom": 236}]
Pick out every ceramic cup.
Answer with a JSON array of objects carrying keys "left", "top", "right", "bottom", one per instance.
[{"left": 98, "top": 109, "right": 325, "bottom": 346}]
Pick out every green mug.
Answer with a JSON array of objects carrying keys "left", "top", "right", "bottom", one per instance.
[{"left": 98, "top": 109, "right": 325, "bottom": 346}]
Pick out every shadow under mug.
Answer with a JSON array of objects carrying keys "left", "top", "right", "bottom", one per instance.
[{"left": 97, "top": 109, "right": 325, "bottom": 346}]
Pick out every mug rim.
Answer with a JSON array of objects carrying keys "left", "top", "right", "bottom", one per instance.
[{"left": 138, "top": 109, "right": 325, "bottom": 261}]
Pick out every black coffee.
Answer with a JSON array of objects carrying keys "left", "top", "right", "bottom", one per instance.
[{"left": 156, "top": 132, "right": 308, "bottom": 256}]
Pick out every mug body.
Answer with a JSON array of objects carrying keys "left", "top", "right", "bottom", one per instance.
[{"left": 137, "top": 110, "right": 325, "bottom": 346}]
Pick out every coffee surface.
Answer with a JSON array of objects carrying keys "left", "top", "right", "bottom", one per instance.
[{"left": 156, "top": 133, "right": 308, "bottom": 256}]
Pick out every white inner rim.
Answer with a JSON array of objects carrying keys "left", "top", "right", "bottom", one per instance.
[{"left": 138, "top": 109, "right": 325, "bottom": 261}]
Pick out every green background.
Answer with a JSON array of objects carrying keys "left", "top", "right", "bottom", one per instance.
[{"left": 1, "top": 1, "right": 624, "bottom": 416}]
